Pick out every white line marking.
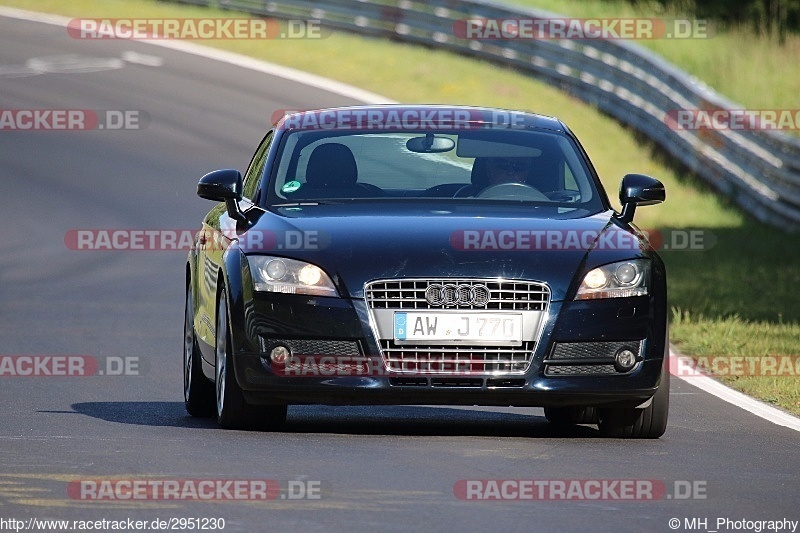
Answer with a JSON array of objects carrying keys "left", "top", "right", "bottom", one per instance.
[
  {"left": 672, "top": 349, "right": 800, "bottom": 432},
  {"left": 121, "top": 50, "right": 164, "bottom": 67},
  {"left": 0, "top": 6, "right": 395, "bottom": 105},
  {"left": 3, "top": 5, "right": 798, "bottom": 433},
  {"left": 26, "top": 54, "right": 125, "bottom": 74}
]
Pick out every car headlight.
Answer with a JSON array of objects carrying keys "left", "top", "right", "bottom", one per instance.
[
  {"left": 575, "top": 259, "right": 649, "bottom": 300},
  {"left": 247, "top": 256, "right": 338, "bottom": 297}
]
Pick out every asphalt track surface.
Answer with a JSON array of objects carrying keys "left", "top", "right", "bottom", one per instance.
[{"left": 1, "top": 12, "right": 798, "bottom": 533}]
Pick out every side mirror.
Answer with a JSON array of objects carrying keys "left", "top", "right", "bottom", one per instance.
[
  {"left": 615, "top": 174, "right": 665, "bottom": 224},
  {"left": 197, "top": 169, "right": 248, "bottom": 223},
  {"left": 197, "top": 169, "right": 243, "bottom": 201}
]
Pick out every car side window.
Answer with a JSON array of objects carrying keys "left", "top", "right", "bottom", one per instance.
[{"left": 242, "top": 131, "right": 273, "bottom": 202}]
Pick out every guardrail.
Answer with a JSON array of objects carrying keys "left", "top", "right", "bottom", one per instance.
[{"left": 169, "top": 0, "right": 800, "bottom": 229}]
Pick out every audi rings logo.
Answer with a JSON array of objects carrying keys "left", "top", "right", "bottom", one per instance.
[{"left": 424, "top": 283, "right": 490, "bottom": 307}]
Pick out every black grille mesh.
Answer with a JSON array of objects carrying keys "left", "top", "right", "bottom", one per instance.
[
  {"left": 544, "top": 340, "right": 643, "bottom": 376},
  {"left": 261, "top": 338, "right": 361, "bottom": 357},
  {"left": 549, "top": 341, "right": 642, "bottom": 361}
]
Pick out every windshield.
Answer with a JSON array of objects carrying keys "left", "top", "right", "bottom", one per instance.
[{"left": 267, "top": 128, "right": 605, "bottom": 211}]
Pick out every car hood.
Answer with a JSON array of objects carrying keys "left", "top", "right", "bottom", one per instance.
[{"left": 238, "top": 203, "right": 647, "bottom": 301}]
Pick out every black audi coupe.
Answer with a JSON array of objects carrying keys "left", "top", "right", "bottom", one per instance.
[{"left": 184, "top": 105, "right": 668, "bottom": 438}]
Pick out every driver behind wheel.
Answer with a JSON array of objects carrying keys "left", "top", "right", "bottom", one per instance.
[
  {"left": 484, "top": 157, "right": 533, "bottom": 187},
  {"left": 461, "top": 156, "right": 552, "bottom": 201}
]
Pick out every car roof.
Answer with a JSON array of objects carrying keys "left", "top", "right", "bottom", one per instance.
[{"left": 273, "top": 104, "right": 567, "bottom": 133}]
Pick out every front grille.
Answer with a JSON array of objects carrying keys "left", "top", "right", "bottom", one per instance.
[
  {"left": 365, "top": 278, "right": 550, "bottom": 376},
  {"left": 365, "top": 279, "right": 549, "bottom": 311},
  {"left": 379, "top": 340, "right": 535, "bottom": 374},
  {"left": 543, "top": 340, "right": 643, "bottom": 376}
]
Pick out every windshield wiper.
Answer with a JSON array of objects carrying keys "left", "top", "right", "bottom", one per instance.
[{"left": 271, "top": 201, "right": 331, "bottom": 207}]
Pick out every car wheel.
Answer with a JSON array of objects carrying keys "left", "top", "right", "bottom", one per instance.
[
  {"left": 544, "top": 406, "right": 598, "bottom": 425},
  {"left": 215, "top": 288, "right": 287, "bottom": 431},
  {"left": 598, "top": 363, "right": 670, "bottom": 439},
  {"left": 184, "top": 287, "right": 214, "bottom": 416}
]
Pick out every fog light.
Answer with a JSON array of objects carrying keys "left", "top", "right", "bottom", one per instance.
[
  {"left": 614, "top": 348, "right": 637, "bottom": 372},
  {"left": 270, "top": 345, "right": 291, "bottom": 365}
]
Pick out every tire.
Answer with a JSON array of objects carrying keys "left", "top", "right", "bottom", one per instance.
[
  {"left": 215, "top": 288, "right": 287, "bottom": 431},
  {"left": 544, "top": 406, "right": 598, "bottom": 425},
  {"left": 184, "top": 287, "right": 214, "bottom": 417},
  {"left": 598, "top": 363, "right": 670, "bottom": 439}
]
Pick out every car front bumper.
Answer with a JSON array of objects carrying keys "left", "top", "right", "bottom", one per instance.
[{"left": 227, "top": 289, "right": 667, "bottom": 409}]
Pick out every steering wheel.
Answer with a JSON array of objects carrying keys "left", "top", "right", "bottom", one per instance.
[{"left": 475, "top": 182, "right": 550, "bottom": 201}]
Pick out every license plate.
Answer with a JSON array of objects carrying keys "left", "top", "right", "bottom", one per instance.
[{"left": 393, "top": 312, "right": 522, "bottom": 345}]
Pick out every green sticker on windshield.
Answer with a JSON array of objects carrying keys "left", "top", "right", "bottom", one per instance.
[{"left": 281, "top": 180, "right": 302, "bottom": 193}]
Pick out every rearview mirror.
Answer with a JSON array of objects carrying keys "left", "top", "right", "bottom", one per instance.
[
  {"left": 197, "top": 169, "right": 248, "bottom": 224},
  {"left": 406, "top": 133, "right": 455, "bottom": 153},
  {"left": 615, "top": 174, "right": 665, "bottom": 224}
]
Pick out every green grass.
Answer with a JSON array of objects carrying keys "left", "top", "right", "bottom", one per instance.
[
  {"left": 4, "top": 0, "right": 798, "bottom": 415},
  {"left": 666, "top": 224, "right": 800, "bottom": 414},
  {"left": 513, "top": 0, "right": 800, "bottom": 118},
  {"left": 672, "top": 311, "right": 800, "bottom": 413}
]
